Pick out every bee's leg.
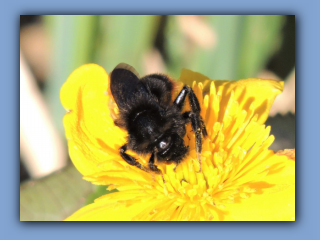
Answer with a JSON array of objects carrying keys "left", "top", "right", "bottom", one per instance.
[
  {"left": 175, "top": 85, "right": 207, "bottom": 173},
  {"left": 173, "top": 85, "right": 190, "bottom": 110},
  {"left": 174, "top": 86, "right": 207, "bottom": 137},
  {"left": 182, "top": 111, "right": 203, "bottom": 172},
  {"left": 120, "top": 144, "right": 147, "bottom": 172},
  {"left": 148, "top": 152, "right": 161, "bottom": 173},
  {"left": 148, "top": 152, "right": 165, "bottom": 182},
  {"left": 173, "top": 161, "right": 181, "bottom": 172}
]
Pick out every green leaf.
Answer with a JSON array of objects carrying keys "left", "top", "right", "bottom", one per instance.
[
  {"left": 192, "top": 15, "right": 242, "bottom": 80},
  {"left": 43, "top": 15, "right": 100, "bottom": 133},
  {"left": 165, "top": 15, "right": 284, "bottom": 80},
  {"left": 85, "top": 185, "right": 117, "bottom": 205},
  {"left": 97, "top": 15, "right": 159, "bottom": 74},
  {"left": 235, "top": 15, "right": 284, "bottom": 79},
  {"left": 20, "top": 165, "right": 95, "bottom": 221}
]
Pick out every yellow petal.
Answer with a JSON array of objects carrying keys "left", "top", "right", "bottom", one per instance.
[
  {"left": 179, "top": 69, "right": 284, "bottom": 124},
  {"left": 65, "top": 191, "right": 161, "bottom": 221},
  {"left": 60, "top": 64, "right": 127, "bottom": 176},
  {"left": 61, "top": 64, "right": 294, "bottom": 221},
  {"left": 223, "top": 155, "right": 295, "bottom": 221},
  {"left": 179, "top": 68, "right": 213, "bottom": 91},
  {"left": 65, "top": 200, "right": 146, "bottom": 221}
]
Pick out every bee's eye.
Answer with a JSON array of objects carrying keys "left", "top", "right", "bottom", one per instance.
[
  {"left": 159, "top": 140, "right": 169, "bottom": 149},
  {"left": 158, "top": 136, "right": 171, "bottom": 150}
]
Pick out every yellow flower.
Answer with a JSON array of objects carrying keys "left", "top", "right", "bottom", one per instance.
[{"left": 61, "top": 64, "right": 295, "bottom": 221}]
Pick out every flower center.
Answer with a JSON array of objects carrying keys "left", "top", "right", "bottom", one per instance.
[{"left": 147, "top": 82, "right": 275, "bottom": 220}]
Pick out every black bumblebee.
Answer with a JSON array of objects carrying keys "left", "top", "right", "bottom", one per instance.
[{"left": 110, "top": 63, "right": 207, "bottom": 175}]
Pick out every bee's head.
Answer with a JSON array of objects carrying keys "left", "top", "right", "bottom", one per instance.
[
  {"left": 126, "top": 103, "right": 187, "bottom": 160},
  {"left": 155, "top": 133, "right": 188, "bottom": 164},
  {"left": 127, "top": 106, "right": 169, "bottom": 152}
]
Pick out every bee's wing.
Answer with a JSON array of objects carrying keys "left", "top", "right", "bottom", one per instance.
[
  {"left": 113, "top": 63, "right": 140, "bottom": 78},
  {"left": 110, "top": 63, "right": 143, "bottom": 110}
]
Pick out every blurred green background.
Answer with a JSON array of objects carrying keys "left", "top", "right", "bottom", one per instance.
[{"left": 20, "top": 15, "right": 295, "bottom": 221}]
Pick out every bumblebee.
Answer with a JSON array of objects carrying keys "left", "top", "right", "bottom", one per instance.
[{"left": 110, "top": 63, "right": 207, "bottom": 174}]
